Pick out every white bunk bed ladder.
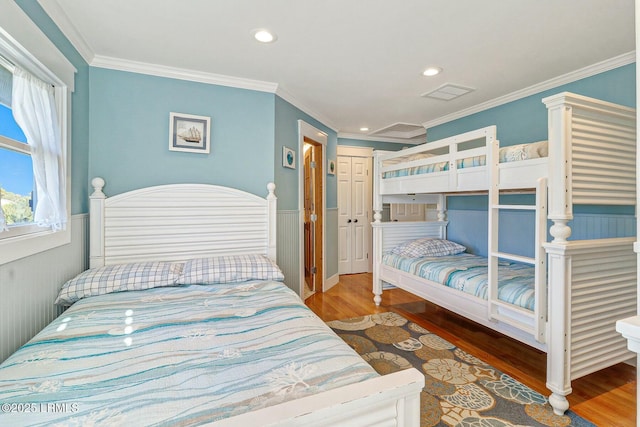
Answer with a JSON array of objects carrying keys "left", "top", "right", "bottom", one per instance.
[{"left": 488, "top": 169, "right": 548, "bottom": 343}]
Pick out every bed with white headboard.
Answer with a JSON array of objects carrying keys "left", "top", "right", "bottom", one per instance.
[{"left": 0, "top": 178, "right": 423, "bottom": 427}]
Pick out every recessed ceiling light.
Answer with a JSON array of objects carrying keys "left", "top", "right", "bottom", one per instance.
[
  {"left": 423, "top": 67, "right": 442, "bottom": 77},
  {"left": 252, "top": 29, "right": 277, "bottom": 43},
  {"left": 360, "top": 127, "right": 369, "bottom": 132}
]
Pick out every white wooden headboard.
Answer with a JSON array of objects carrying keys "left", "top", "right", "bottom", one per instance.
[{"left": 89, "top": 177, "right": 276, "bottom": 268}]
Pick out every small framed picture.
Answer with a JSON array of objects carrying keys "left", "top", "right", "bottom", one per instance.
[
  {"left": 328, "top": 159, "right": 336, "bottom": 175},
  {"left": 169, "top": 112, "right": 211, "bottom": 154},
  {"left": 282, "top": 146, "right": 296, "bottom": 169}
]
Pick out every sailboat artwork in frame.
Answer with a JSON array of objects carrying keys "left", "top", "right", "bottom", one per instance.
[{"left": 169, "top": 112, "right": 211, "bottom": 154}]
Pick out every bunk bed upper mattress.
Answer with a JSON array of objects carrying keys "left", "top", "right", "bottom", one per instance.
[
  {"left": 0, "top": 279, "right": 377, "bottom": 425},
  {"left": 382, "top": 140, "right": 548, "bottom": 179},
  {"left": 383, "top": 252, "right": 536, "bottom": 310}
]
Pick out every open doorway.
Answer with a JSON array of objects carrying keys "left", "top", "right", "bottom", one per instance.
[
  {"left": 303, "top": 138, "right": 323, "bottom": 299},
  {"left": 297, "top": 120, "right": 327, "bottom": 301}
]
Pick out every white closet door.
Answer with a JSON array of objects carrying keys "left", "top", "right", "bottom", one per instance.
[
  {"left": 338, "top": 156, "right": 371, "bottom": 274},
  {"left": 338, "top": 156, "right": 352, "bottom": 274}
]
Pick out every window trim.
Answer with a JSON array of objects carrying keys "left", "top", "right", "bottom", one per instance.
[{"left": 0, "top": 19, "right": 75, "bottom": 265}]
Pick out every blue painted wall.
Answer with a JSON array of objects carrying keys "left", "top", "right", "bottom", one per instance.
[
  {"left": 89, "top": 68, "right": 275, "bottom": 197},
  {"left": 427, "top": 64, "right": 636, "bottom": 144},
  {"left": 274, "top": 96, "right": 338, "bottom": 210}
]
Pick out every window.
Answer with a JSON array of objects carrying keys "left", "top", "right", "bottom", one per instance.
[
  {"left": 0, "top": 21, "right": 75, "bottom": 265},
  {"left": 0, "top": 102, "right": 37, "bottom": 231}
]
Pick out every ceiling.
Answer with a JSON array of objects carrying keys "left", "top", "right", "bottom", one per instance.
[{"left": 40, "top": 0, "right": 635, "bottom": 143}]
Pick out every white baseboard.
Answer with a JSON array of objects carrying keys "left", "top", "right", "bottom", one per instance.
[{"left": 325, "top": 273, "right": 339, "bottom": 291}]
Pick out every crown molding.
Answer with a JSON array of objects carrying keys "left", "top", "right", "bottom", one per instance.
[
  {"left": 338, "top": 132, "right": 425, "bottom": 145},
  {"left": 423, "top": 51, "right": 636, "bottom": 130},
  {"left": 91, "top": 55, "right": 279, "bottom": 93},
  {"left": 275, "top": 86, "right": 338, "bottom": 132},
  {"left": 38, "top": 0, "right": 95, "bottom": 64},
  {"left": 91, "top": 54, "right": 341, "bottom": 133}
]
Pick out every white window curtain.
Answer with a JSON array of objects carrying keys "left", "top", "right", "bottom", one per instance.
[
  {"left": 11, "top": 66, "right": 66, "bottom": 230},
  {"left": 0, "top": 63, "right": 11, "bottom": 231}
]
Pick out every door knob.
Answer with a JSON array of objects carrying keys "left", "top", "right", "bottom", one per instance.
[
  {"left": 353, "top": 219, "right": 358, "bottom": 223},
  {"left": 347, "top": 219, "right": 352, "bottom": 223}
]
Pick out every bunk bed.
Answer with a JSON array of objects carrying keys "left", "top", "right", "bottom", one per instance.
[
  {"left": 0, "top": 179, "right": 423, "bottom": 427},
  {"left": 371, "top": 92, "right": 637, "bottom": 415}
]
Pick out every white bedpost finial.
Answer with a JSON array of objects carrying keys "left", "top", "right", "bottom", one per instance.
[
  {"left": 373, "top": 210, "right": 382, "bottom": 223},
  {"left": 267, "top": 182, "right": 276, "bottom": 199},
  {"left": 89, "top": 177, "right": 106, "bottom": 268},
  {"left": 91, "top": 177, "right": 106, "bottom": 198}
]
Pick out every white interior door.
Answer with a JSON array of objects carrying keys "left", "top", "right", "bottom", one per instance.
[{"left": 338, "top": 155, "right": 371, "bottom": 274}]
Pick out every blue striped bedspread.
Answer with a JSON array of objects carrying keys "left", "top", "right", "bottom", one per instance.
[
  {"left": 0, "top": 281, "right": 377, "bottom": 426},
  {"left": 383, "top": 253, "right": 535, "bottom": 310}
]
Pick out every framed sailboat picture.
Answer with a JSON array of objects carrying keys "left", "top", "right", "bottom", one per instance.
[{"left": 169, "top": 112, "right": 211, "bottom": 154}]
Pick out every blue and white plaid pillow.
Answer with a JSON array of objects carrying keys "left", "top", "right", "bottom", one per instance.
[
  {"left": 178, "top": 254, "right": 284, "bottom": 285},
  {"left": 390, "top": 238, "right": 466, "bottom": 258},
  {"left": 55, "top": 261, "right": 183, "bottom": 305}
]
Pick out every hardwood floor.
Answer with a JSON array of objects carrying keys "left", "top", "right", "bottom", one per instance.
[{"left": 306, "top": 273, "right": 637, "bottom": 427}]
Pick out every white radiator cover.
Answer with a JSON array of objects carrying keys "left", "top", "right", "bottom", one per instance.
[{"left": 0, "top": 214, "right": 89, "bottom": 362}]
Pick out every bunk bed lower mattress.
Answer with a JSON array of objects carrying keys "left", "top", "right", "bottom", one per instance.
[
  {"left": 0, "top": 280, "right": 378, "bottom": 426},
  {"left": 382, "top": 253, "right": 536, "bottom": 311}
]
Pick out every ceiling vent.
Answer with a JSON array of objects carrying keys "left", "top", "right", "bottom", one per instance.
[
  {"left": 369, "top": 122, "right": 426, "bottom": 140},
  {"left": 422, "top": 83, "right": 475, "bottom": 101}
]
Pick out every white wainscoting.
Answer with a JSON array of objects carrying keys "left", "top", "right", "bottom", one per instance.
[
  {"left": 0, "top": 214, "right": 89, "bottom": 363},
  {"left": 277, "top": 210, "right": 300, "bottom": 296},
  {"left": 447, "top": 210, "right": 636, "bottom": 257}
]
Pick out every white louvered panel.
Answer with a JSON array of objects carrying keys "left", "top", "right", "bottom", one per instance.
[
  {"left": 571, "top": 120, "right": 636, "bottom": 147},
  {"left": 104, "top": 221, "right": 268, "bottom": 239},
  {"left": 379, "top": 222, "right": 447, "bottom": 252},
  {"left": 0, "top": 215, "right": 89, "bottom": 363},
  {"left": 572, "top": 128, "right": 636, "bottom": 152},
  {"left": 104, "top": 217, "right": 268, "bottom": 232},
  {"left": 105, "top": 223, "right": 268, "bottom": 239},
  {"left": 569, "top": 115, "right": 636, "bottom": 205},
  {"left": 94, "top": 182, "right": 276, "bottom": 266},
  {"left": 567, "top": 243, "right": 636, "bottom": 380},
  {"left": 571, "top": 342, "right": 634, "bottom": 379}
]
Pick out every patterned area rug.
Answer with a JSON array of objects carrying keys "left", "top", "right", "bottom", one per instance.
[{"left": 327, "top": 312, "right": 595, "bottom": 427}]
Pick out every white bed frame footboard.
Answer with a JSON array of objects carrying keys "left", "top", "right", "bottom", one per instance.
[
  {"left": 212, "top": 368, "right": 424, "bottom": 427},
  {"left": 89, "top": 178, "right": 424, "bottom": 426}
]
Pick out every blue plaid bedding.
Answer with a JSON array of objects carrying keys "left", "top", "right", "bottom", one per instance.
[{"left": 383, "top": 252, "right": 536, "bottom": 310}]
